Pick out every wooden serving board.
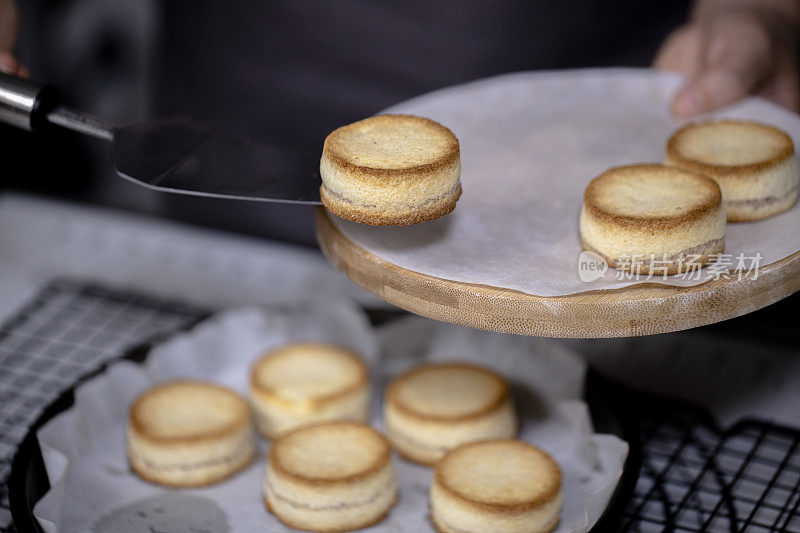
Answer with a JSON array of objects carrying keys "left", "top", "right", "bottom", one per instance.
[
  {"left": 314, "top": 70, "right": 800, "bottom": 338},
  {"left": 316, "top": 208, "right": 800, "bottom": 338}
]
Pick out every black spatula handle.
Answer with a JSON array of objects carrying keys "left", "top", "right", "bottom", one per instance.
[
  {"left": 0, "top": 72, "right": 115, "bottom": 140},
  {"left": 0, "top": 72, "right": 60, "bottom": 131}
]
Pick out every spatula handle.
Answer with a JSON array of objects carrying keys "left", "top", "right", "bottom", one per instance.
[{"left": 0, "top": 72, "right": 60, "bottom": 131}]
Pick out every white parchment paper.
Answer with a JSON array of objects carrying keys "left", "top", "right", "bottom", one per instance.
[
  {"left": 33, "top": 304, "right": 627, "bottom": 532},
  {"left": 331, "top": 68, "right": 800, "bottom": 296}
]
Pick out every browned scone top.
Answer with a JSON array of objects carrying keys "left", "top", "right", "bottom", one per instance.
[
  {"left": 386, "top": 362, "right": 510, "bottom": 422},
  {"left": 268, "top": 421, "right": 391, "bottom": 486},
  {"left": 583, "top": 164, "right": 722, "bottom": 230},
  {"left": 129, "top": 380, "right": 250, "bottom": 444},
  {"left": 664, "top": 119, "right": 799, "bottom": 222},
  {"left": 666, "top": 119, "right": 795, "bottom": 176},
  {"left": 250, "top": 342, "right": 368, "bottom": 406},
  {"left": 579, "top": 163, "right": 727, "bottom": 275},
  {"left": 434, "top": 439, "right": 562, "bottom": 513},
  {"left": 323, "top": 114, "right": 460, "bottom": 178},
  {"left": 320, "top": 114, "right": 463, "bottom": 226}
]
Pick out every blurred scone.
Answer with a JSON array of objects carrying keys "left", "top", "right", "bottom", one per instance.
[
  {"left": 430, "top": 440, "right": 562, "bottom": 533},
  {"left": 384, "top": 363, "right": 517, "bottom": 465},
  {"left": 666, "top": 120, "right": 799, "bottom": 222},
  {"left": 127, "top": 380, "right": 255, "bottom": 487},
  {"left": 579, "top": 164, "right": 726, "bottom": 274},
  {"left": 320, "top": 114, "right": 462, "bottom": 225},
  {"left": 250, "top": 342, "right": 370, "bottom": 439},
  {"left": 265, "top": 421, "right": 397, "bottom": 531}
]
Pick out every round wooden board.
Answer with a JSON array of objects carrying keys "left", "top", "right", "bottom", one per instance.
[{"left": 315, "top": 209, "right": 800, "bottom": 338}]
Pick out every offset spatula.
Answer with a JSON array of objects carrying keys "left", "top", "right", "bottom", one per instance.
[{"left": 0, "top": 72, "right": 322, "bottom": 204}]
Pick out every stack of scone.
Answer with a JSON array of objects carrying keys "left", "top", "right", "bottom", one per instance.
[
  {"left": 127, "top": 347, "right": 564, "bottom": 532},
  {"left": 580, "top": 119, "right": 798, "bottom": 276},
  {"left": 384, "top": 361, "right": 562, "bottom": 533}
]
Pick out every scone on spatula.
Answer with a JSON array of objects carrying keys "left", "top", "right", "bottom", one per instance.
[{"left": 320, "top": 114, "right": 462, "bottom": 225}]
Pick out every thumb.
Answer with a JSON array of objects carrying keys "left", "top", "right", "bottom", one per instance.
[{"left": 672, "top": 18, "right": 772, "bottom": 116}]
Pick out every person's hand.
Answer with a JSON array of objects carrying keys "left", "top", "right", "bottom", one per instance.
[
  {"left": 0, "top": 0, "right": 27, "bottom": 77},
  {"left": 654, "top": 0, "right": 800, "bottom": 116}
]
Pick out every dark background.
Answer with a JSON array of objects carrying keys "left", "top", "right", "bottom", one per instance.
[{"left": 6, "top": 0, "right": 690, "bottom": 245}]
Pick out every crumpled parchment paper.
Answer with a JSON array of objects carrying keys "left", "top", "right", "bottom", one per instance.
[
  {"left": 33, "top": 304, "right": 627, "bottom": 532},
  {"left": 331, "top": 69, "right": 800, "bottom": 296}
]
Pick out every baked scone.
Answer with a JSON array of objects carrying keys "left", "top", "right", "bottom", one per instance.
[
  {"left": 430, "top": 440, "right": 562, "bottom": 533},
  {"left": 665, "top": 120, "right": 799, "bottom": 222},
  {"left": 127, "top": 380, "right": 255, "bottom": 487},
  {"left": 384, "top": 363, "right": 517, "bottom": 465},
  {"left": 250, "top": 342, "right": 370, "bottom": 439},
  {"left": 579, "top": 164, "right": 726, "bottom": 274},
  {"left": 265, "top": 421, "right": 398, "bottom": 532},
  {"left": 320, "top": 114, "right": 462, "bottom": 225}
]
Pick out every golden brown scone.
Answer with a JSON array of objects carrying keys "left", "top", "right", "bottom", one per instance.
[
  {"left": 127, "top": 380, "right": 255, "bottom": 487},
  {"left": 264, "top": 422, "right": 398, "bottom": 532},
  {"left": 384, "top": 363, "right": 517, "bottom": 466},
  {"left": 579, "top": 164, "right": 726, "bottom": 275},
  {"left": 320, "top": 114, "right": 462, "bottom": 225},
  {"left": 250, "top": 342, "right": 370, "bottom": 439},
  {"left": 665, "top": 120, "right": 799, "bottom": 222},
  {"left": 430, "top": 439, "right": 563, "bottom": 533}
]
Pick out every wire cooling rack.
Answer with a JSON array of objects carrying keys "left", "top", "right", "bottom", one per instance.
[
  {"left": 0, "top": 279, "right": 207, "bottom": 531},
  {"left": 0, "top": 279, "right": 799, "bottom": 532},
  {"left": 590, "top": 372, "right": 800, "bottom": 532}
]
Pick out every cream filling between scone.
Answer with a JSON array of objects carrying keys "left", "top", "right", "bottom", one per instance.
[
  {"left": 128, "top": 436, "right": 254, "bottom": 472},
  {"left": 320, "top": 154, "right": 461, "bottom": 209},
  {"left": 264, "top": 476, "right": 397, "bottom": 511},
  {"left": 579, "top": 205, "right": 726, "bottom": 261}
]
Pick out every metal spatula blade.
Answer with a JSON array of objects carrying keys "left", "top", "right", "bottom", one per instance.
[
  {"left": 112, "top": 120, "right": 322, "bottom": 204},
  {"left": 0, "top": 73, "right": 322, "bottom": 204}
]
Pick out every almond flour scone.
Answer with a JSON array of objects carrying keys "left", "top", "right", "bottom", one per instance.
[
  {"left": 250, "top": 342, "right": 370, "bottom": 439},
  {"left": 430, "top": 440, "right": 563, "bottom": 533},
  {"left": 665, "top": 120, "right": 799, "bottom": 222},
  {"left": 320, "top": 114, "right": 462, "bottom": 225},
  {"left": 127, "top": 380, "right": 255, "bottom": 487},
  {"left": 384, "top": 363, "right": 517, "bottom": 466},
  {"left": 264, "top": 422, "right": 397, "bottom": 532},
  {"left": 579, "top": 164, "right": 726, "bottom": 274}
]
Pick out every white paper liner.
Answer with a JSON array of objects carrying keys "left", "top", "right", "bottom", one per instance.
[
  {"left": 330, "top": 68, "right": 800, "bottom": 297},
  {"left": 33, "top": 304, "right": 627, "bottom": 532}
]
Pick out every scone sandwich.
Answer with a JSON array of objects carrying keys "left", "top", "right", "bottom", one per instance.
[
  {"left": 430, "top": 439, "right": 563, "bottom": 533},
  {"left": 666, "top": 119, "right": 799, "bottom": 222},
  {"left": 250, "top": 342, "right": 370, "bottom": 439},
  {"left": 384, "top": 362, "right": 517, "bottom": 465},
  {"left": 264, "top": 421, "right": 398, "bottom": 532},
  {"left": 127, "top": 380, "right": 255, "bottom": 487},
  {"left": 320, "top": 114, "right": 462, "bottom": 225},
  {"left": 579, "top": 163, "right": 726, "bottom": 274}
]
